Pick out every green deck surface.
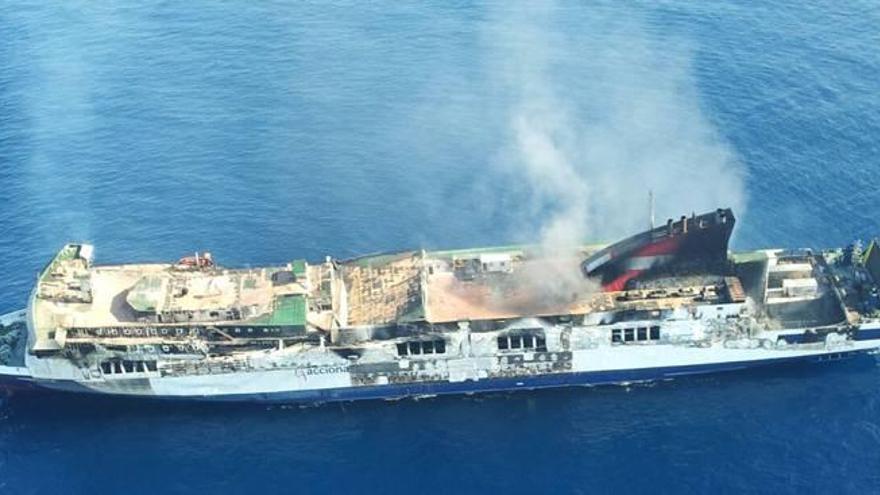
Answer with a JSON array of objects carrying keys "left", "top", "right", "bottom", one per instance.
[
  {"left": 39, "top": 244, "right": 80, "bottom": 281},
  {"left": 343, "top": 242, "right": 609, "bottom": 268},
  {"left": 250, "top": 294, "right": 307, "bottom": 327},
  {"left": 291, "top": 259, "right": 307, "bottom": 276},
  {"left": 730, "top": 250, "right": 770, "bottom": 264}
]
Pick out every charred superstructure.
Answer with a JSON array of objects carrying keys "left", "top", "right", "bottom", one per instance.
[{"left": 2, "top": 208, "right": 880, "bottom": 403}]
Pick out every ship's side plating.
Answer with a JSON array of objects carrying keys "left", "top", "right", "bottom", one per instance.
[{"left": 12, "top": 311, "right": 880, "bottom": 403}]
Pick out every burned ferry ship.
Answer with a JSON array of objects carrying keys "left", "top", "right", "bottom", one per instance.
[{"left": 2, "top": 208, "right": 880, "bottom": 403}]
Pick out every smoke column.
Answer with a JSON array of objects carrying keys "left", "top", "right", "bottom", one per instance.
[
  {"left": 458, "top": 1, "right": 746, "bottom": 306},
  {"left": 487, "top": 2, "right": 746, "bottom": 248}
]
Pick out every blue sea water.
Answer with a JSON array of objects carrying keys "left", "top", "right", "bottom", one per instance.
[{"left": 1, "top": 1, "right": 880, "bottom": 493}]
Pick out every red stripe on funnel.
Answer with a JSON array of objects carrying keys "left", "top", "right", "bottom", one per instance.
[
  {"left": 603, "top": 269, "right": 643, "bottom": 292},
  {"left": 635, "top": 236, "right": 682, "bottom": 257}
]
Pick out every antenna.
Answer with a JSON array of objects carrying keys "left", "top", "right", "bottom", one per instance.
[{"left": 649, "top": 189, "right": 655, "bottom": 230}]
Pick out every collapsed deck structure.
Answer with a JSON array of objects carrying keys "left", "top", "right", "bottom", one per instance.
[{"left": 2, "top": 208, "right": 880, "bottom": 402}]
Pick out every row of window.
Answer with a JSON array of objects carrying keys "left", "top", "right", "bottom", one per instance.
[
  {"left": 397, "top": 339, "right": 446, "bottom": 356},
  {"left": 498, "top": 335, "right": 547, "bottom": 352},
  {"left": 87, "top": 325, "right": 286, "bottom": 338},
  {"left": 100, "top": 360, "right": 158, "bottom": 375},
  {"left": 611, "top": 326, "right": 661, "bottom": 344}
]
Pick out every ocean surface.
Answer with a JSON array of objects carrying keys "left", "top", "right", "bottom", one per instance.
[{"left": 1, "top": 1, "right": 880, "bottom": 493}]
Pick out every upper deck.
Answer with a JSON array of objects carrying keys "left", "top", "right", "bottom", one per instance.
[
  {"left": 26, "top": 208, "right": 865, "bottom": 355},
  {"left": 29, "top": 245, "right": 311, "bottom": 352},
  {"left": 340, "top": 244, "right": 744, "bottom": 326}
]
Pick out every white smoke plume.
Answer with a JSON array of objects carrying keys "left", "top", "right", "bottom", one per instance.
[
  {"left": 475, "top": 2, "right": 747, "bottom": 305},
  {"left": 487, "top": 2, "right": 746, "bottom": 249}
]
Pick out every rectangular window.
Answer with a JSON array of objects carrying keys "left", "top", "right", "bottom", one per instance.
[
  {"left": 637, "top": 327, "right": 647, "bottom": 341},
  {"left": 650, "top": 326, "right": 661, "bottom": 340},
  {"left": 100, "top": 362, "right": 112, "bottom": 374},
  {"left": 498, "top": 337, "right": 509, "bottom": 350},
  {"left": 611, "top": 329, "right": 622, "bottom": 343},
  {"left": 435, "top": 340, "right": 446, "bottom": 354},
  {"left": 536, "top": 337, "right": 547, "bottom": 352},
  {"left": 624, "top": 328, "right": 635, "bottom": 342},
  {"left": 409, "top": 342, "right": 422, "bottom": 355},
  {"left": 422, "top": 341, "right": 435, "bottom": 354},
  {"left": 113, "top": 362, "right": 123, "bottom": 374},
  {"left": 135, "top": 361, "right": 145, "bottom": 372},
  {"left": 522, "top": 335, "right": 534, "bottom": 349},
  {"left": 511, "top": 336, "right": 522, "bottom": 349},
  {"left": 146, "top": 361, "right": 158, "bottom": 372},
  {"left": 397, "top": 343, "right": 408, "bottom": 356}
]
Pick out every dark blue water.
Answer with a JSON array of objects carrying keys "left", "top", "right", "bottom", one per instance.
[{"left": 2, "top": 2, "right": 879, "bottom": 493}]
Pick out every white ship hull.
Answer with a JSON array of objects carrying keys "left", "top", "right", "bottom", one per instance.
[{"left": 5, "top": 309, "right": 879, "bottom": 403}]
